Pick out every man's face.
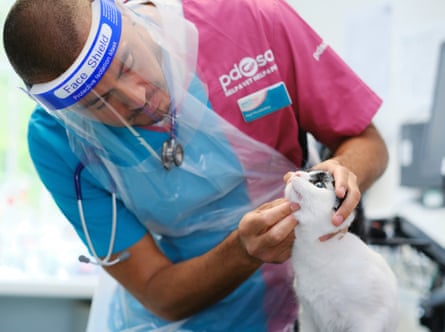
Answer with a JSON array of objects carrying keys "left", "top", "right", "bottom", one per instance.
[{"left": 79, "top": 5, "right": 171, "bottom": 127}]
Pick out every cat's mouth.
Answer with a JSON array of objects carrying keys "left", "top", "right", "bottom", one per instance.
[
  {"left": 319, "top": 228, "right": 347, "bottom": 242},
  {"left": 289, "top": 187, "right": 303, "bottom": 203}
]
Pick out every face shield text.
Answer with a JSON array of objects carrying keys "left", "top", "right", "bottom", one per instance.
[{"left": 55, "top": 23, "right": 113, "bottom": 99}]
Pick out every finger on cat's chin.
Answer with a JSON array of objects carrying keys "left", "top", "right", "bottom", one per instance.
[
  {"left": 290, "top": 202, "right": 300, "bottom": 212},
  {"left": 283, "top": 172, "right": 294, "bottom": 183}
]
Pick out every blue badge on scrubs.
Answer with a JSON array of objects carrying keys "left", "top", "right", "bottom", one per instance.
[{"left": 237, "top": 82, "right": 292, "bottom": 122}]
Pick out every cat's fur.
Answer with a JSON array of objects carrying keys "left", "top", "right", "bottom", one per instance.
[{"left": 285, "top": 170, "right": 399, "bottom": 332}]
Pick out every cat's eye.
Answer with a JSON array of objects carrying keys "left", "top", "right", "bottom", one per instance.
[{"left": 314, "top": 181, "right": 326, "bottom": 189}]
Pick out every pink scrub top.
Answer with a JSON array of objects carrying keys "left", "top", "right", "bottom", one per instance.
[{"left": 185, "top": 0, "right": 381, "bottom": 167}]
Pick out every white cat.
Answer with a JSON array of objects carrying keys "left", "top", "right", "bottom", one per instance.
[{"left": 285, "top": 170, "right": 400, "bottom": 332}]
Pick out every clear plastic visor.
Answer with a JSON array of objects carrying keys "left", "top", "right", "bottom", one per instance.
[{"left": 28, "top": 0, "right": 197, "bottom": 131}]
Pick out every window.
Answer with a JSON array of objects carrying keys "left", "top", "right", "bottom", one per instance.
[{"left": 0, "top": 3, "right": 96, "bottom": 279}]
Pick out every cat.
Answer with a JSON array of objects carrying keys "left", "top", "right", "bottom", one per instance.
[{"left": 284, "top": 169, "right": 400, "bottom": 332}]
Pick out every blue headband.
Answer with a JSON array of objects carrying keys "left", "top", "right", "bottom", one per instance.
[{"left": 29, "top": 0, "right": 122, "bottom": 110}]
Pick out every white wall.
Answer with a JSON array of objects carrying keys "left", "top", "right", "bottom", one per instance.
[
  {"left": 289, "top": 0, "right": 445, "bottom": 133},
  {"left": 288, "top": 0, "right": 445, "bottom": 215}
]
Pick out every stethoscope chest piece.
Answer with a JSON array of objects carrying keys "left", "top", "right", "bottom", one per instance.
[{"left": 162, "top": 138, "right": 183, "bottom": 169}]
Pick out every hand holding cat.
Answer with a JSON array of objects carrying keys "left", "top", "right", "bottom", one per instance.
[
  {"left": 237, "top": 198, "right": 299, "bottom": 264},
  {"left": 311, "top": 158, "right": 361, "bottom": 227}
]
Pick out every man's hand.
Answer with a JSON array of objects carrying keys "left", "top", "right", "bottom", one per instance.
[
  {"left": 312, "top": 159, "right": 361, "bottom": 227},
  {"left": 237, "top": 198, "right": 299, "bottom": 264}
]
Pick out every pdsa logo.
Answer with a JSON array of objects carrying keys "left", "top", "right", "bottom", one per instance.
[{"left": 218, "top": 49, "right": 277, "bottom": 96}]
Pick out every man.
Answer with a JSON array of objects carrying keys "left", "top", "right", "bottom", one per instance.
[{"left": 3, "top": 0, "right": 388, "bottom": 330}]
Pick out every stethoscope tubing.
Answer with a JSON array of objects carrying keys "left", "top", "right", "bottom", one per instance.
[{"left": 75, "top": 162, "right": 128, "bottom": 266}]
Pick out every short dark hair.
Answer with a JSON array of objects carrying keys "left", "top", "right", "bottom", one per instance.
[{"left": 3, "top": 0, "right": 91, "bottom": 85}]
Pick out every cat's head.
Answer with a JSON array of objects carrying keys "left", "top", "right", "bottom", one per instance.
[{"left": 284, "top": 170, "right": 354, "bottom": 239}]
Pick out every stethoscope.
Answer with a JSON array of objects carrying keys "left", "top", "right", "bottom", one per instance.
[
  {"left": 161, "top": 104, "right": 183, "bottom": 169},
  {"left": 75, "top": 126, "right": 181, "bottom": 266},
  {"left": 75, "top": 100, "right": 182, "bottom": 266},
  {"left": 162, "top": 137, "right": 183, "bottom": 169},
  {"left": 74, "top": 2, "right": 184, "bottom": 264},
  {"left": 75, "top": 162, "right": 130, "bottom": 266},
  {"left": 122, "top": 1, "right": 184, "bottom": 170},
  {"left": 94, "top": 90, "right": 184, "bottom": 171},
  {"left": 75, "top": 133, "right": 181, "bottom": 267}
]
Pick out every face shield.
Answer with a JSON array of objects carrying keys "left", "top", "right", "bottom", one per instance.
[
  {"left": 24, "top": 0, "right": 295, "bottom": 238},
  {"left": 27, "top": 0, "right": 196, "bottom": 169}
]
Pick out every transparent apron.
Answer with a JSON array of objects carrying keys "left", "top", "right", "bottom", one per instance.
[
  {"left": 25, "top": 0, "right": 298, "bottom": 330},
  {"left": 79, "top": 74, "right": 298, "bottom": 332}
]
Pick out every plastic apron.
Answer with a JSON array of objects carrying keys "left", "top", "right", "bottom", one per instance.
[
  {"left": 83, "top": 74, "right": 298, "bottom": 332},
  {"left": 26, "top": 0, "right": 298, "bottom": 330}
]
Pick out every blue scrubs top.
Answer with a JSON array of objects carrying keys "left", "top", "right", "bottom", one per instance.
[{"left": 28, "top": 107, "right": 148, "bottom": 255}]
